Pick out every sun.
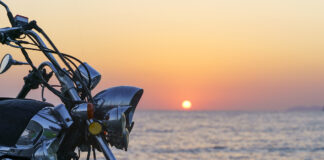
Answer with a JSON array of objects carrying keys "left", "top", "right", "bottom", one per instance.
[{"left": 182, "top": 100, "right": 192, "bottom": 110}]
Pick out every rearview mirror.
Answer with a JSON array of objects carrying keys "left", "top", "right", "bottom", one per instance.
[{"left": 0, "top": 54, "right": 13, "bottom": 74}]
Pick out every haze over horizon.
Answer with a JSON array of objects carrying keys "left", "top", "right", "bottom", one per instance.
[{"left": 1, "top": 0, "right": 324, "bottom": 111}]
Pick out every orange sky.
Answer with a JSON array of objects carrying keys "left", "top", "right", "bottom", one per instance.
[{"left": 1, "top": 0, "right": 324, "bottom": 110}]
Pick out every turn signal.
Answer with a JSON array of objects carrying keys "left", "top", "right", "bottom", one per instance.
[
  {"left": 87, "top": 103, "right": 94, "bottom": 119},
  {"left": 88, "top": 121, "right": 102, "bottom": 135}
]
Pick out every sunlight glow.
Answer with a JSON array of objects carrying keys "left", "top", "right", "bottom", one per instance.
[{"left": 182, "top": 100, "right": 192, "bottom": 109}]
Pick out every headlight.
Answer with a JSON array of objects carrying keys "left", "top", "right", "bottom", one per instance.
[
  {"left": 75, "top": 62, "right": 101, "bottom": 90},
  {"left": 102, "top": 106, "right": 132, "bottom": 151},
  {"left": 93, "top": 86, "right": 143, "bottom": 151}
]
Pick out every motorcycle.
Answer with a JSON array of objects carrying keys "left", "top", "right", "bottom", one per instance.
[{"left": 0, "top": 0, "right": 143, "bottom": 159}]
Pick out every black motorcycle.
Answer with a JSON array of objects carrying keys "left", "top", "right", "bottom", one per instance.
[{"left": 0, "top": 0, "right": 143, "bottom": 159}]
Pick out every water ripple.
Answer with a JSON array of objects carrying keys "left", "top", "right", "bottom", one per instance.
[{"left": 80, "top": 111, "right": 324, "bottom": 160}]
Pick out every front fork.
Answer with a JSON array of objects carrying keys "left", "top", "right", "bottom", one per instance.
[
  {"left": 94, "top": 135, "right": 116, "bottom": 160},
  {"left": 87, "top": 120, "right": 116, "bottom": 160}
]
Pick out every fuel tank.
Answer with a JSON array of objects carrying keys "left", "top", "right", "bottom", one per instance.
[{"left": 0, "top": 103, "right": 72, "bottom": 160}]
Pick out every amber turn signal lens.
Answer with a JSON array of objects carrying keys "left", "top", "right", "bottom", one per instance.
[
  {"left": 87, "top": 103, "right": 94, "bottom": 119},
  {"left": 88, "top": 121, "right": 102, "bottom": 135}
]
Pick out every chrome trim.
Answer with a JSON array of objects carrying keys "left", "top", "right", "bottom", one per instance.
[
  {"left": 95, "top": 135, "right": 116, "bottom": 160},
  {"left": 27, "top": 30, "right": 81, "bottom": 102},
  {"left": 25, "top": 31, "right": 61, "bottom": 70},
  {"left": 71, "top": 103, "right": 88, "bottom": 119},
  {"left": 103, "top": 106, "right": 129, "bottom": 133},
  {"left": 32, "top": 139, "right": 59, "bottom": 160},
  {"left": 0, "top": 107, "right": 64, "bottom": 158},
  {"left": 75, "top": 62, "right": 101, "bottom": 90},
  {"left": 94, "top": 86, "right": 143, "bottom": 111},
  {"left": 102, "top": 106, "right": 131, "bottom": 150},
  {"left": 16, "top": 120, "right": 42, "bottom": 145},
  {"left": 38, "top": 61, "right": 81, "bottom": 102},
  {"left": 53, "top": 104, "right": 73, "bottom": 128}
]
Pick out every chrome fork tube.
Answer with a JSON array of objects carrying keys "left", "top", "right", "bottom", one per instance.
[{"left": 94, "top": 135, "right": 116, "bottom": 160}]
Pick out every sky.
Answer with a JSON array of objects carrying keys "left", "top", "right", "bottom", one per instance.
[{"left": 0, "top": 0, "right": 324, "bottom": 110}]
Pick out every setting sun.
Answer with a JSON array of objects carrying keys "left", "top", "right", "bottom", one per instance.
[{"left": 182, "top": 100, "right": 192, "bottom": 110}]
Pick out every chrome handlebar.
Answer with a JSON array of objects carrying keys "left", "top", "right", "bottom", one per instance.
[{"left": 26, "top": 30, "right": 81, "bottom": 102}]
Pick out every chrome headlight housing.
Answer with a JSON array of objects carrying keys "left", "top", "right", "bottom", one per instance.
[
  {"left": 102, "top": 106, "right": 134, "bottom": 151},
  {"left": 75, "top": 62, "right": 101, "bottom": 90},
  {"left": 93, "top": 86, "right": 143, "bottom": 151}
]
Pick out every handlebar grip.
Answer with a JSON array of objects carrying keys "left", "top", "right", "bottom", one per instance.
[
  {"left": 0, "top": 22, "right": 37, "bottom": 43},
  {"left": 0, "top": 27, "right": 23, "bottom": 44}
]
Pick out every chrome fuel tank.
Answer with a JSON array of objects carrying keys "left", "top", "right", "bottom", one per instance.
[{"left": 0, "top": 104, "right": 72, "bottom": 160}]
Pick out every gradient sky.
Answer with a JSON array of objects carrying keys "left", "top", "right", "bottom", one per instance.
[{"left": 1, "top": 0, "right": 324, "bottom": 110}]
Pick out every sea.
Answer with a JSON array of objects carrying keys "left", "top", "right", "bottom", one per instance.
[{"left": 80, "top": 111, "right": 324, "bottom": 160}]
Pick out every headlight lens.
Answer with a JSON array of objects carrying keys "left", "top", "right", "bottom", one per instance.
[
  {"left": 75, "top": 62, "right": 101, "bottom": 90},
  {"left": 102, "top": 106, "right": 132, "bottom": 151}
]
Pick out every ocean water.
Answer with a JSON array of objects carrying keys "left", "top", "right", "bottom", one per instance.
[{"left": 81, "top": 111, "right": 324, "bottom": 160}]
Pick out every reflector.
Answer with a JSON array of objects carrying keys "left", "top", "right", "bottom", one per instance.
[{"left": 88, "top": 121, "right": 102, "bottom": 135}]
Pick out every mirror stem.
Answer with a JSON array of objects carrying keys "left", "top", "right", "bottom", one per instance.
[{"left": 12, "top": 60, "right": 28, "bottom": 65}]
